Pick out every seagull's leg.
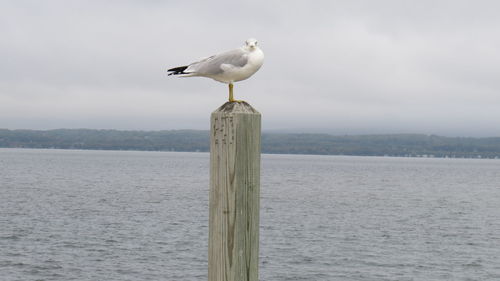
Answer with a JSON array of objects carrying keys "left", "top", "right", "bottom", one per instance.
[
  {"left": 228, "top": 83, "right": 234, "bottom": 102},
  {"left": 228, "top": 83, "right": 244, "bottom": 103}
]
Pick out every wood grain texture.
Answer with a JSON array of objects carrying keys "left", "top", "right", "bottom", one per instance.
[{"left": 209, "top": 101, "right": 261, "bottom": 281}]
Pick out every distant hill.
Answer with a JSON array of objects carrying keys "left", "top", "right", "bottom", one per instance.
[
  {"left": 0, "top": 129, "right": 208, "bottom": 152},
  {"left": 1, "top": 129, "right": 500, "bottom": 158}
]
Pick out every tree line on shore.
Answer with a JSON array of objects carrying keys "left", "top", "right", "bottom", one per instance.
[{"left": 1, "top": 128, "right": 500, "bottom": 158}]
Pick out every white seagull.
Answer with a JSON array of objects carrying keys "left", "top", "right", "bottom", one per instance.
[{"left": 167, "top": 38, "right": 264, "bottom": 102}]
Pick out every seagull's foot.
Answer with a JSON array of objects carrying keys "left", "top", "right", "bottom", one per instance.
[
  {"left": 228, "top": 98, "right": 245, "bottom": 103},
  {"left": 227, "top": 83, "right": 245, "bottom": 103}
]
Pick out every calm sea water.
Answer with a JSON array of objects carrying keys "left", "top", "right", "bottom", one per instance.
[{"left": 1, "top": 148, "right": 500, "bottom": 281}]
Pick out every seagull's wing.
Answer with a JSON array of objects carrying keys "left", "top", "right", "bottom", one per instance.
[{"left": 186, "top": 48, "right": 249, "bottom": 76}]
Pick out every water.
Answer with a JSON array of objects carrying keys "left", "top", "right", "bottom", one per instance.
[{"left": 1, "top": 149, "right": 500, "bottom": 281}]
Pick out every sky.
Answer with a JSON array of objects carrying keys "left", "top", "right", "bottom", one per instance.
[{"left": 1, "top": 0, "right": 500, "bottom": 136}]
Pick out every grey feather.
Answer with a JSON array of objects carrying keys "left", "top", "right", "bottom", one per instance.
[{"left": 187, "top": 49, "right": 249, "bottom": 76}]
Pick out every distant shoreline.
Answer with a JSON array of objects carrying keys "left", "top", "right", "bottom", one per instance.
[
  {"left": 3, "top": 147, "right": 500, "bottom": 162},
  {"left": 2, "top": 128, "right": 500, "bottom": 159}
]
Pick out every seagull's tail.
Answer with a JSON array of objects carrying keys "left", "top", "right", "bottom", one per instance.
[{"left": 167, "top": 65, "right": 189, "bottom": 76}]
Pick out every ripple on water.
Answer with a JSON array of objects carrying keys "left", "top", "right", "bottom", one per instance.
[{"left": 1, "top": 150, "right": 500, "bottom": 280}]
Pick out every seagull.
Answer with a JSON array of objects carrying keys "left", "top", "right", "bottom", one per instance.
[{"left": 167, "top": 38, "right": 264, "bottom": 102}]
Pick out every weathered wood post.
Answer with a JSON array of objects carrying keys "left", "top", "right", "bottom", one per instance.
[{"left": 209, "top": 101, "right": 261, "bottom": 281}]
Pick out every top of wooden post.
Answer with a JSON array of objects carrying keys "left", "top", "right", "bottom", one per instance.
[{"left": 213, "top": 101, "right": 260, "bottom": 114}]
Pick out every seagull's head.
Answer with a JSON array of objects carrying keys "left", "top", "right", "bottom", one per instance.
[{"left": 245, "top": 38, "right": 258, "bottom": 49}]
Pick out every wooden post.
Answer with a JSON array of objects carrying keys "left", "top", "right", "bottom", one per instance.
[{"left": 209, "top": 101, "right": 261, "bottom": 281}]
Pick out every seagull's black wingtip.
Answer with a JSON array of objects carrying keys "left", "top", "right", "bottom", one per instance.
[{"left": 167, "top": 65, "right": 188, "bottom": 76}]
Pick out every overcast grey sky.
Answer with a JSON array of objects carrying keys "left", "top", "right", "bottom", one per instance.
[{"left": 1, "top": 0, "right": 500, "bottom": 136}]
